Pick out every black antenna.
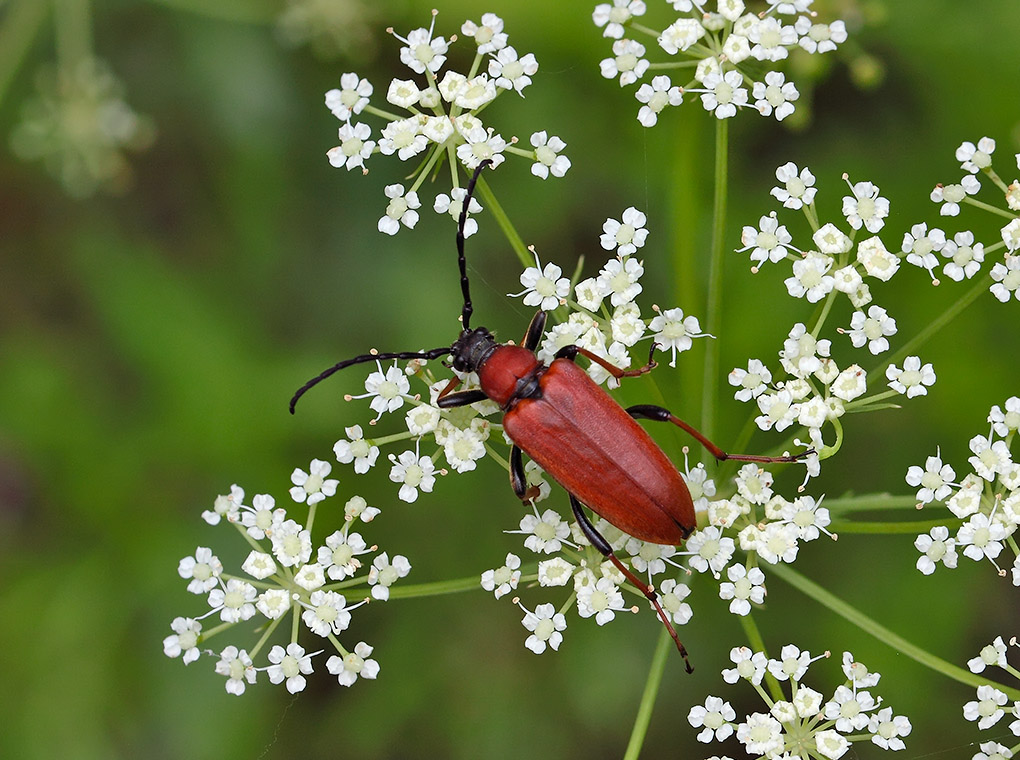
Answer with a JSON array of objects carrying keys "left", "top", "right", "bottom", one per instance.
[
  {"left": 458, "top": 159, "right": 492, "bottom": 331},
  {"left": 289, "top": 346, "right": 451, "bottom": 414},
  {"left": 290, "top": 159, "right": 492, "bottom": 414}
]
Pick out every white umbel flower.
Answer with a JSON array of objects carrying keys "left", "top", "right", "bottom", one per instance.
[
  {"left": 509, "top": 251, "right": 570, "bottom": 311},
  {"left": 635, "top": 76, "right": 682, "bottom": 127}
]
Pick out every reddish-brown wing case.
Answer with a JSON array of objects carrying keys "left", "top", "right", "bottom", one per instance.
[{"left": 503, "top": 358, "right": 695, "bottom": 545}]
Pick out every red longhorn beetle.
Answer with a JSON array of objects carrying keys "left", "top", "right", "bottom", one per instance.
[{"left": 291, "top": 161, "right": 808, "bottom": 671}]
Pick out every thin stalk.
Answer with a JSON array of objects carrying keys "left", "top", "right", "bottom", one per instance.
[
  {"left": 827, "top": 518, "right": 963, "bottom": 534},
  {"left": 964, "top": 196, "right": 1017, "bottom": 220},
  {"left": 0, "top": 0, "right": 49, "bottom": 110},
  {"left": 54, "top": 0, "right": 91, "bottom": 71},
  {"left": 769, "top": 563, "right": 1020, "bottom": 700},
  {"left": 623, "top": 628, "right": 670, "bottom": 760},
  {"left": 716, "top": 410, "right": 761, "bottom": 483},
  {"left": 739, "top": 611, "right": 784, "bottom": 702},
  {"left": 363, "top": 103, "right": 405, "bottom": 122},
  {"left": 670, "top": 114, "right": 703, "bottom": 428},
  {"left": 869, "top": 273, "right": 990, "bottom": 385},
  {"left": 375, "top": 574, "right": 481, "bottom": 600},
  {"left": 809, "top": 288, "right": 838, "bottom": 339},
  {"left": 475, "top": 175, "right": 532, "bottom": 268},
  {"left": 701, "top": 117, "right": 729, "bottom": 437},
  {"left": 823, "top": 494, "right": 919, "bottom": 513}
]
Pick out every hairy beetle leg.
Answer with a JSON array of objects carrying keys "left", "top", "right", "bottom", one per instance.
[
  {"left": 568, "top": 493, "right": 693, "bottom": 674},
  {"left": 627, "top": 404, "right": 813, "bottom": 464}
]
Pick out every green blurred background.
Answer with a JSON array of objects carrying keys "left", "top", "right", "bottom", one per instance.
[{"left": 1, "top": 0, "right": 1018, "bottom": 757}]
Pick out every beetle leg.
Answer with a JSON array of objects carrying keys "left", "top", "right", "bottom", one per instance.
[
  {"left": 435, "top": 375, "right": 489, "bottom": 408},
  {"left": 554, "top": 343, "right": 657, "bottom": 379},
  {"left": 437, "top": 389, "right": 489, "bottom": 409},
  {"left": 568, "top": 493, "right": 693, "bottom": 673},
  {"left": 626, "top": 404, "right": 813, "bottom": 463},
  {"left": 522, "top": 310, "right": 548, "bottom": 351},
  {"left": 510, "top": 445, "right": 528, "bottom": 498},
  {"left": 509, "top": 445, "right": 541, "bottom": 503}
]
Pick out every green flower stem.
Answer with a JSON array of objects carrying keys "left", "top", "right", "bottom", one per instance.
[
  {"left": 291, "top": 599, "right": 300, "bottom": 641},
  {"left": 981, "top": 168, "right": 1009, "bottom": 194},
  {"left": 504, "top": 145, "right": 536, "bottom": 159},
  {"left": 235, "top": 521, "right": 272, "bottom": 555},
  {"left": 809, "top": 288, "right": 839, "bottom": 340},
  {"left": 623, "top": 628, "right": 670, "bottom": 760},
  {"left": 670, "top": 115, "right": 704, "bottom": 420},
  {"left": 54, "top": 0, "right": 92, "bottom": 70},
  {"left": 701, "top": 117, "right": 729, "bottom": 438},
  {"left": 739, "top": 611, "right": 784, "bottom": 703},
  {"left": 803, "top": 202, "right": 820, "bottom": 232},
  {"left": 475, "top": 175, "right": 533, "bottom": 269},
  {"left": 484, "top": 442, "right": 511, "bottom": 473},
  {"left": 0, "top": 0, "right": 49, "bottom": 110},
  {"left": 827, "top": 517, "right": 963, "bottom": 534},
  {"left": 363, "top": 103, "right": 405, "bottom": 122},
  {"left": 370, "top": 430, "right": 415, "bottom": 447},
  {"left": 220, "top": 576, "right": 278, "bottom": 590},
  {"left": 306, "top": 501, "right": 318, "bottom": 537},
  {"left": 557, "top": 591, "right": 577, "bottom": 618},
  {"left": 869, "top": 272, "right": 991, "bottom": 385},
  {"left": 199, "top": 620, "right": 236, "bottom": 640},
  {"left": 628, "top": 22, "right": 662, "bottom": 39},
  {"left": 447, "top": 144, "right": 459, "bottom": 189},
  {"left": 769, "top": 562, "right": 1020, "bottom": 700},
  {"left": 569, "top": 254, "right": 587, "bottom": 289},
  {"left": 248, "top": 614, "right": 285, "bottom": 659},
  {"left": 820, "top": 415, "right": 844, "bottom": 459},
  {"left": 846, "top": 389, "right": 901, "bottom": 409},
  {"left": 984, "top": 241, "right": 1008, "bottom": 258},
  {"left": 327, "top": 631, "right": 349, "bottom": 658},
  {"left": 372, "top": 574, "right": 482, "bottom": 600},
  {"left": 647, "top": 60, "right": 701, "bottom": 70},
  {"left": 964, "top": 196, "right": 1017, "bottom": 220},
  {"left": 409, "top": 145, "right": 447, "bottom": 194},
  {"left": 466, "top": 50, "right": 483, "bottom": 79},
  {"left": 823, "top": 494, "right": 918, "bottom": 513}
]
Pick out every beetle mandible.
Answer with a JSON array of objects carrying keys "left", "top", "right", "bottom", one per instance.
[{"left": 291, "top": 160, "right": 809, "bottom": 671}]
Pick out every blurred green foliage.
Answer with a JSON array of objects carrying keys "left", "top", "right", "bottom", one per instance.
[{"left": 0, "top": 0, "right": 1018, "bottom": 758}]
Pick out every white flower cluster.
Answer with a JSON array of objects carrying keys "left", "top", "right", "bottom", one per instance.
[
  {"left": 592, "top": 0, "right": 847, "bottom": 125},
  {"left": 739, "top": 166, "right": 899, "bottom": 302},
  {"left": 11, "top": 57, "right": 154, "bottom": 197},
  {"left": 509, "top": 207, "right": 712, "bottom": 378},
  {"left": 442, "top": 207, "right": 835, "bottom": 653},
  {"left": 486, "top": 454, "right": 836, "bottom": 653},
  {"left": 733, "top": 164, "right": 940, "bottom": 468},
  {"left": 163, "top": 472, "right": 405, "bottom": 694},
  {"left": 920, "top": 137, "right": 1020, "bottom": 301},
  {"left": 691, "top": 647, "right": 911, "bottom": 757},
  {"left": 275, "top": 0, "right": 375, "bottom": 60},
  {"left": 337, "top": 368, "right": 500, "bottom": 500},
  {"left": 491, "top": 509, "right": 688, "bottom": 653},
  {"left": 323, "top": 11, "right": 570, "bottom": 235},
  {"left": 910, "top": 397, "right": 1020, "bottom": 584},
  {"left": 961, "top": 637, "right": 1020, "bottom": 760}
]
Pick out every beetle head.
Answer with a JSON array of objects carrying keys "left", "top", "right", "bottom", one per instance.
[{"left": 449, "top": 327, "right": 498, "bottom": 374}]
